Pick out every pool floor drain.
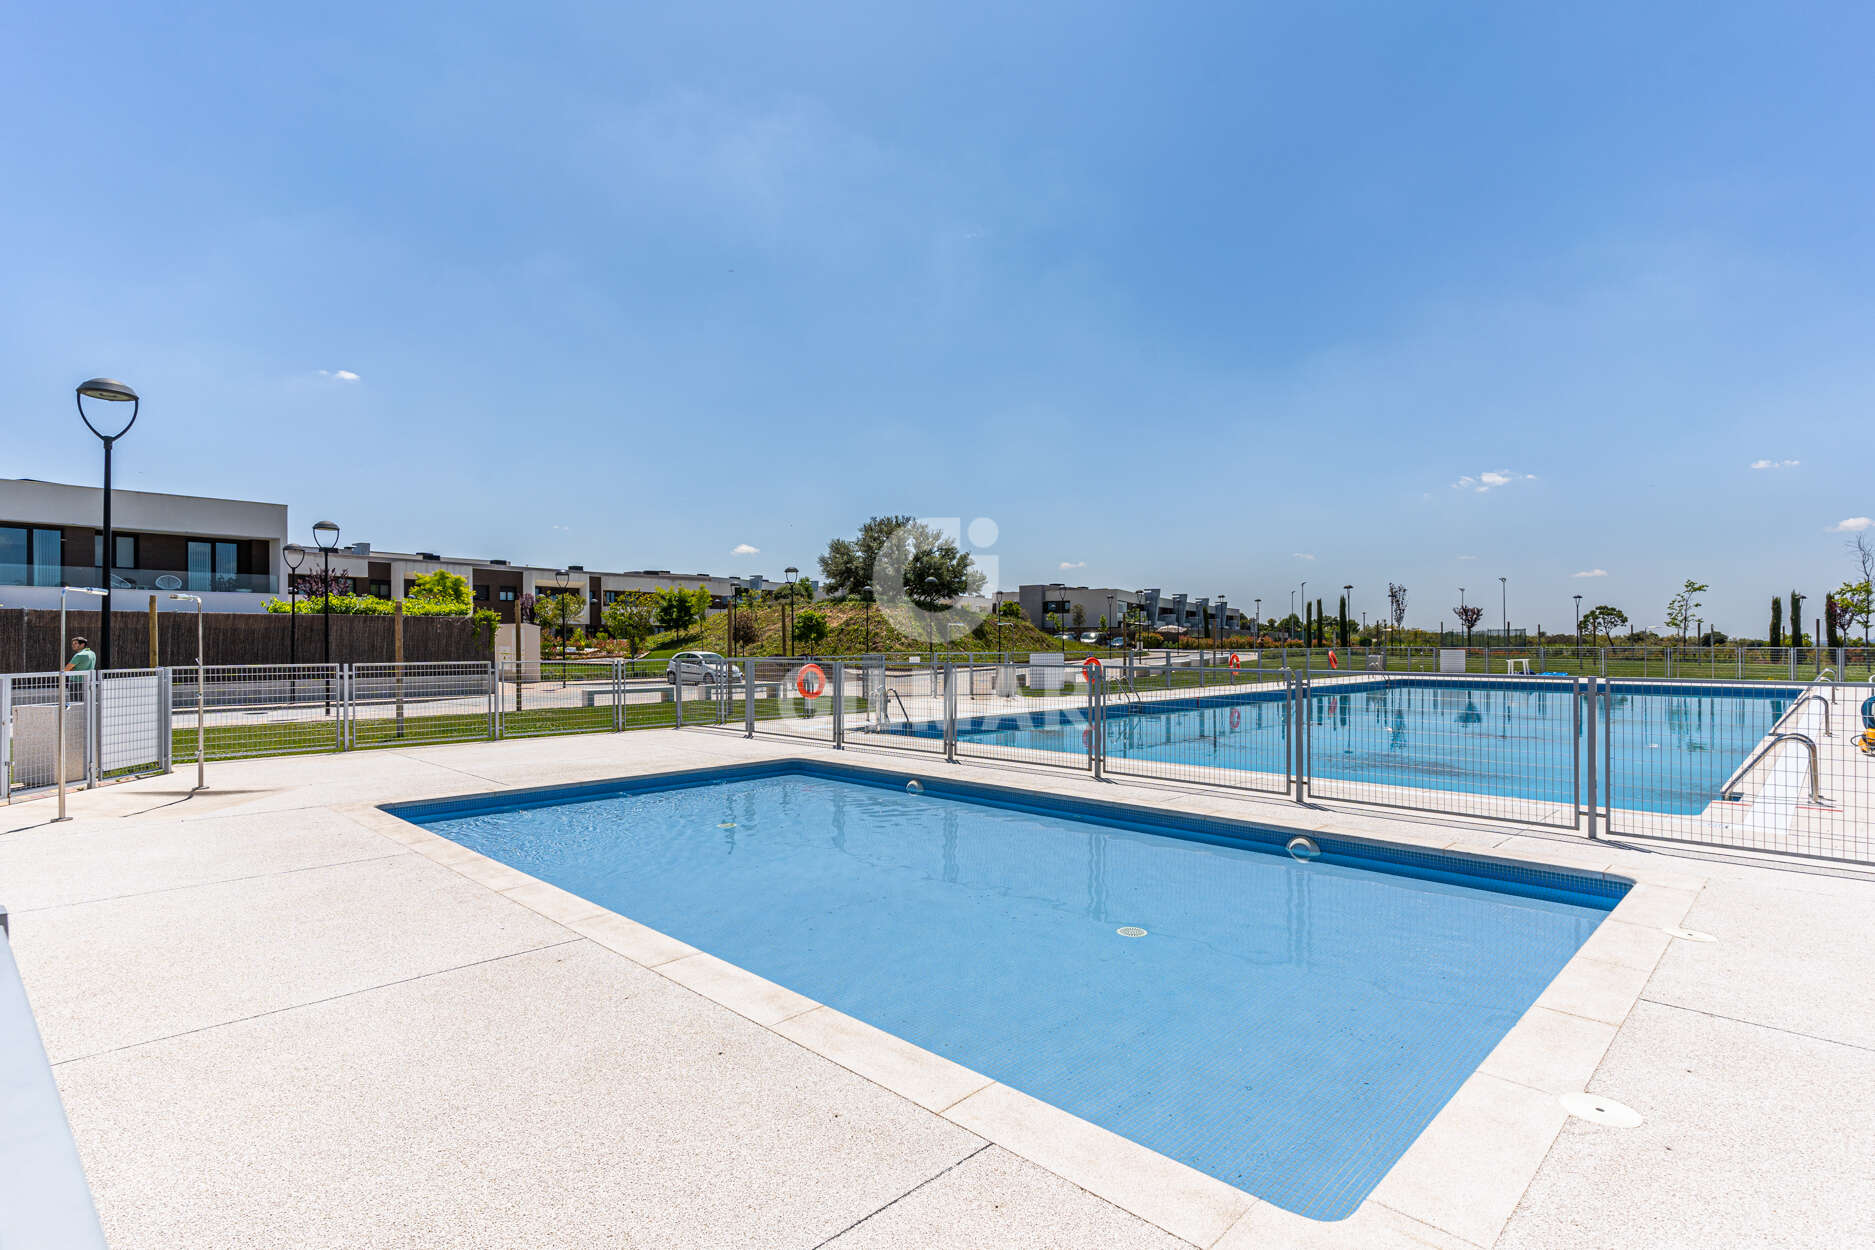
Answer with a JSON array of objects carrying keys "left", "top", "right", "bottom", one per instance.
[
  {"left": 1666, "top": 927, "right": 1716, "bottom": 942},
  {"left": 1116, "top": 926, "right": 1148, "bottom": 938},
  {"left": 1559, "top": 1092, "right": 1643, "bottom": 1127}
]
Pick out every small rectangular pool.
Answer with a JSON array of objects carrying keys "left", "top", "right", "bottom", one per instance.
[{"left": 391, "top": 761, "right": 1625, "bottom": 1220}]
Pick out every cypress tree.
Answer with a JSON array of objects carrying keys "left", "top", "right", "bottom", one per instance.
[
  {"left": 1789, "top": 590, "right": 1805, "bottom": 647},
  {"left": 1770, "top": 596, "right": 1783, "bottom": 647},
  {"left": 1338, "top": 595, "right": 1349, "bottom": 648}
]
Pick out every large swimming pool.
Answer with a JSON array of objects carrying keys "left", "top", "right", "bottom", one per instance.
[
  {"left": 395, "top": 761, "right": 1623, "bottom": 1220},
  {"left": 910, "top": 678, "right": 1800, "bottom": 814}
]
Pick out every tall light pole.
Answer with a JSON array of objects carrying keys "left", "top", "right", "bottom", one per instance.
[
  {"left": 55, "top": 585, "right": 108, "bottom": 821},
  {"left": 1459, "top": 587, "right": 1466, "bottom": 648},
  {"left": 784, "top": 566, "right": 798, "bottom": 658},
  {"left": 1300, "top": 580, "right": 1308, "bottom": 644},
  {"left": 1342, "top": 584, "right": 1353, "bottom": 648},
  {"left": 169, "top": 593, "right": 206, "bottom": 791},
  {"left": 1499, "top": 575, "right": 1508, "bottom": 641},
  {"left": 283, "top": 543, "right": 305, "bottom": 664},
  {"left": 1573, "top": 593, "right": 1583, "bottom": 658},
  {"left": 313, "top": 520, "right": 340, "bottom": 713},
  {"left": 75, "top": 378, "right": 140, "bottom": 669}
]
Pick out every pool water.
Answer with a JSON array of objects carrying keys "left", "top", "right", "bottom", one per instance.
[
  {"left": 933, "top": 679, "right": 1798, "bottom": 814},
  {"left": 398, "top": 762, "right": 1622, "bottom": 1220}
]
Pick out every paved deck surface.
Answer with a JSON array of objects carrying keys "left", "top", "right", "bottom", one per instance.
[{"left": 2, "top": 728, "right": 1870, "bottom": 1248}]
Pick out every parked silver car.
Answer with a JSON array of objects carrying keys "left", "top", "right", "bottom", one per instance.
[{"left": 666, "top": 650, "right": 731, "bottom": 687}]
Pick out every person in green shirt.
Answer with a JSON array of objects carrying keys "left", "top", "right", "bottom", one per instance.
[{"left": 64, "top": 637, "right": 96, "bottom": 673}]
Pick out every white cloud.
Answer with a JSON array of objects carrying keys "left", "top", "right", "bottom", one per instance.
[
  {"left": 1058, "top": 560, "right": 1086, "bottom": 570},
  {"left": 316, "top": 369, "right": 360, "bottom": 382},
  {"left": 731, "top": 543, "right": 760, "bottom": 556},
  {"left": 1291, "top": 552, "right": 1315, "bottom": 561},
  {"left": 1571, "top": 568, "right": 1609, "bottom": 578},
  {"left": 1457, "top": 554, "right": 1477, "bottom": 561},
  {"left": 1829, "top": 517, "right": 1873, "bottom": 533},
  {"left": 1452, "top": 469, "right": 1535, "bottom": 493},
  {"left": 1749, "top": 458, "right": 1799, "bottom": 470}
]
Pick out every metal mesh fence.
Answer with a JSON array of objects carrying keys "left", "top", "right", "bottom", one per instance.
[
  {"left": 498, "top": 659, "right": 619, "bottom": 738},
  {"left": 1101, "top": 663, "right": 1297, "bottom": 795},
  {"left": 2, "top": 673, "right": 73, "bottom": 797},
  {"left": 97, "top": 668, "right": 170, "bottom": 780},
  {"left": 169, "top": 664, "right": 344, "bottom": 760},
  {"left": 1597, "top": 675, "right": 1872, "bottom": 864},
  {"left": 348, "top": 662, "right": 493, "bottom": 749},
  {"left": 1301, "top": 673, "right": 1582, "bottom": 828}
]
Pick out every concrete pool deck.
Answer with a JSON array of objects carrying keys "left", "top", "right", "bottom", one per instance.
[{"left": 2, "top": 729, "right": 1871, "bottom": 1248}]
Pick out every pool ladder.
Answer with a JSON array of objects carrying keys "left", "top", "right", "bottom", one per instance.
[{"left": 1719, "top": 731, "right": 1827, "bottom": 805}]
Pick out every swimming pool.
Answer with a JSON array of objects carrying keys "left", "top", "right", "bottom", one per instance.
[
  {"left": 394, "top": 761, "right": 1624, "bottom": 1220},
  {"left": 906, "top": 678, "right": 1801, "bottom": 814}
]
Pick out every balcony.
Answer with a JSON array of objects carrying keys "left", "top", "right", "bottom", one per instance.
[{"left": 0, "top": 564, "right": 277, "bottom": 594}]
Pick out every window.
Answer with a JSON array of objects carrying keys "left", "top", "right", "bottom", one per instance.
[
  {"left": 0, "top": 526, "right": 25, "bottom": 585},
  {"left": 369, "top": 581, "right": 392, "bottom": 599},
  {"left": 498, "top": 587, "right": 517, "bottom": 603},
  {"left": 94, "top": 534, "right": 137, "bottom": 569},
  {"left": 474, "top": 584, "right": 489, "bottom": 601},
  {"left": 187, "top": 541, "right": 240, "bottom": 590}
]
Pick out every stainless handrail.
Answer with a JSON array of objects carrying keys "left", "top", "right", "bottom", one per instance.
[
  {"left": 1808, "top": 668, "right": 1837, "bottom": 700},
  {"left": 1720, "top": 731, "right": 1826, "bottom": 804},
  {"left": 1784, "top": 692, "right": 1834, "bottom": 737},
  {"left": 883, "top": 688, "right": 913, "bottom": 726}
]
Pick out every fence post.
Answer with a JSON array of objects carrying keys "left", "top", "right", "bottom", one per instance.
[
  {"left": 832, "top": 662, "right": 845, "bottom": 749},
  {"left": 744, "top": 660, "right": 756, "bottom": 737},
  {"left": 943, "top": 662, "right": 957, "bottom": 762},
  {"left": 159, "top": 667, "right": 174, "bottom": 774},
  {"left": 673, "top": 670, "right": 684, "bottom": 729},
  {"left": 1088, "top": 666, "right": 1104, "bottom": 779},
  {"left": 1, "top": 676, "right": 11, "bottom": 803},
  {"left": 393, "top": 603, "right": 406, "bottom": 739},
  {"left": 490, "top": 662, "right": 501, "bottom": 739},
  {"left": 84, "top": 671, "right": 98, "bottom": 788},
  {"left": 1584, "top": 677, "right": 1598, "bottom": 840}
]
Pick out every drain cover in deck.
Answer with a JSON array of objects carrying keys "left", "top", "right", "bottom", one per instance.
[{"left": 1560, "top": 1092, "right": 1643, "bottom": 1127}]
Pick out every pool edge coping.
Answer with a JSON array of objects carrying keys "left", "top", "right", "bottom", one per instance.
[{"left": 350, "top": 751, "right": 1702, "bottom": 1250}]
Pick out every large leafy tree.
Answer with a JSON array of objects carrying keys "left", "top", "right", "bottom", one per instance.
[
  {"left": 654, "top": 584, "right": 710, "bottom": 633},
  {"left": 601, "top": 600, "right": 657, "bottom": 656},
  {"left": 405, "top": 569, "right": 471, "bottom": 611},
  {"left": 1578, "top": 604, "right": 1628, "bottom": 646},
  {"left": 533, "top": 590, "right": 585, "bottom": 635},
  {"left": 819, "top": 515, "right": 983, "bottom": 606},
  {"left": 1832, "top": 579, "right": 1872, "bottom": 643}
]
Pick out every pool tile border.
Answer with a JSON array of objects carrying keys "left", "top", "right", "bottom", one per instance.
[{"left": 356, "top": 749, "right": 1707, "bottom": 1249}]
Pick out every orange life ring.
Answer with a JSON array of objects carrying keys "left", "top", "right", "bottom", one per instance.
[
  {"left": 796, "top": 664, "right": 827, "bottom": 699},
  {"left": 1082, "top": 657, "right": 1103, "bottom": 682},
  {"left": 1229, "top": 707, "right": 1242, "bottom": 730},
  {"left": 1327, "top": 650, "right": 1339, "bottom": 669},
  {"left": 1228, "top": 652, "right": 1241, "bottom": 673}
]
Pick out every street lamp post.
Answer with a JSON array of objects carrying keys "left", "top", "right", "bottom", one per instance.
[
  {"left": 55, "top": 586, "right": 107, "bottom": 822},
  {"left": 923, "top": 576, "right": 939, "bottom": 668},
  {"left": 784, "top": 566, "right": 798, "bottom": 658},
  {"left": 1459, "top": 586, "right": 1466, "bottom": 648},
  {"left": 1499, "top": 576, "right": 1508, "bottom": 642},
  {"left": 169, "top": 593, "right": 206, "bottom": 791},
  {"left": 75, "top": 378, "right": 140, "bottom": 669},
  {"left": 1300, "top": 580, "right": 1308, "bottom": 645},
  {"left": 283, "top": 543, "right": 306, "bottom": 665},
  {"left": 1573, "top": 593, "right": 1583, "bottom": 660},
  {"left": 1342, "top": 584, "right": 1353, "bottom": 648},
  {"left": 312, "top": 520, "right": 340, "bottom": 713}
]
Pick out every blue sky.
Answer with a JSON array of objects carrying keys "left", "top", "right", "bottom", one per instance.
[{"left": 4, "top": 2, "right": 1870, "bottom": 634}]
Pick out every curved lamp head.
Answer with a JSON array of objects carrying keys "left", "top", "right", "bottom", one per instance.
[
  {"left": 311, "top": 520, "right": 341, "bottom": 551},
  {"left": 282, "top": 542, "right": 306, "bottom": 570},
  {"left": 784, "top": 566, "right": 798, "bottom": 579},
  {"left": 75, "top": 377, "right": 140, "bottom": 440}
]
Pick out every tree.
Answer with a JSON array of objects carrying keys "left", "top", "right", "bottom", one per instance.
[
  {"left": 601, "top": 600, "right": 657, "bottom": 656},
  {"left": 405, "top": 569, "right": 471, "bottom": 612},
  {"left": 1789, "top": 589, "right": 1806, "bottom": 647},
  {"left": 1071, "top": 603, "right": 1086, "bottom": 630},
  {"left": 532, "top": 590, "right": 585, "bottom": 637},
  {"left": 291, "top": 568, "right": 355, "bottom": 602},
  {"left": 819, "top": 515, "right": 984, "bottom": 605},
  {"left": 1453, "top": 602, "right": 1485, "bottom": 646},
  {"left": 995, "top": 599, "right": 1023, "bottom": 620},
  {"left": 1387, "top": 583, "right": 1408, "bottom": 634},
  {"left": 1769, "top": 595, "right": 1783, "bottom": 647},
  {"left": 1664, "top": 579, "right": 1708, "bottom": 644},
  {"left": 1825, "top": 595, "right": 1842, "bottom": 649},
  {"left": 793, "top": 609, "right": 829, "bottom": 652},
  {"left": 1578, "top": 604, "right": 1628, "bottom": 646},
  {"left": 1337, "top": 595, "right": 1349, "bottom": 648},
  {"left": 1832, "top": 579, "right": 1872, "bottom": 644},
  {"left": 654, "top": 584, "right": 709, "bottom": 634}
]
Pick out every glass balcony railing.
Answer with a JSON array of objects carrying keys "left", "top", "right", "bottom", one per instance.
[{"left": 0, "top": 564, "right": 277, "bottom": 594}]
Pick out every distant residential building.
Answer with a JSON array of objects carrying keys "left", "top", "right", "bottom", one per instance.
[
  {"left": 1, "top": 476, "right": 810, "bottom": 629},
  {"left": 1015, "top": 584, "right": 1243, "bottom": 636},
  {"left": 0, "top": 478, "right": 285, "bottom": 613}
]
